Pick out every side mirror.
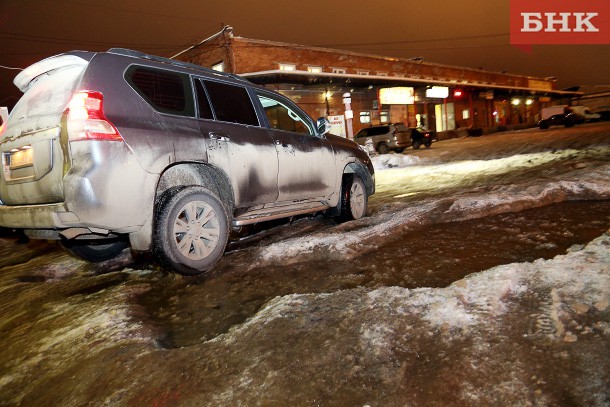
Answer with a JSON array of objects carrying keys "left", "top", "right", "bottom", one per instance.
[{"left": 316, "top": 117, "right": 332, "bottom": 136}]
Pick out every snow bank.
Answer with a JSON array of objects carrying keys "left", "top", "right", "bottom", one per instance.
[
  {"left": 371, "top": 154, "right": 421, "bottom": 170},
  {"left": 259, "top": 163, "right": 610, "bottom": 263},
  {"left": 228, "top": 232, "right": 609, "bottom": 343}
]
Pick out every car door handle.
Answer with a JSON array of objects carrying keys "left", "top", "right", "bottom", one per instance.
[{"left": 209, "top": 132, "right": 230, "bottom": 142}]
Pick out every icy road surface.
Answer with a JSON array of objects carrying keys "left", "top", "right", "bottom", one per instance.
[{"left": 0, "top": 122, "right": 609, "bottom": 406}]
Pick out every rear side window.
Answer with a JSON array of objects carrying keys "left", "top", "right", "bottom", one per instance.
[
  {"left": 126, "top": 66, "right": 194, "bottom": 116},
  {"left": 368, "top": 126, "right": 390, "bottom": 136},
  {"left": 202, "top": 80, "right": 259, "bottom": 126}
]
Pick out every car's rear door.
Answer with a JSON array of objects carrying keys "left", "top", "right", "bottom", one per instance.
[
  {"left": 0, "top": 54, "right": 89, "bottom": 205},
  {"left": 195, "top": 78, "right": 279, "bottom": 207}
]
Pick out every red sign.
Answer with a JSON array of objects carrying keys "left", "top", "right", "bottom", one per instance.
[{"left": 510, "top": 0, "right": 610, "bottom": 45}]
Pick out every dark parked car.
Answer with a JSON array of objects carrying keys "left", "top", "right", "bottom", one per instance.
[
  {"left": 355, "top": 123, "right": 433, "bottom": 153},
  {"left": 409, "top": 128, "right": 434, "bottom": 149},
  {"left": 0, "top": 49, "right": 375, "bottom": 275},
  {"left": 538, "top": 113, "right": 583, "bottom": 129}
]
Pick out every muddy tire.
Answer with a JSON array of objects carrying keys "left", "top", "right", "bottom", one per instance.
[
  {"left": 337, "top": 174, "right": 368, "bottom": 222},
  {"left": 412, "top": 140, "right": 421, "bottom": 149},
  {"left": 154, "top": 187, "right": 229, "bottom": 275},
  {"left": 61, "top": 239, "right": 129, "bottom": 263},
  {"left": 425, "top": 140, "right": 432, "bottom": 148}
]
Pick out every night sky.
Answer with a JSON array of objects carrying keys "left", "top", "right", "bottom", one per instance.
[{"left": 1, "top": 0, "right": 609, "bottom": 109}]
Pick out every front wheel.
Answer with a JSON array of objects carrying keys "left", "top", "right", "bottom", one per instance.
[
  {"left": 337, "top": 175, "right": 368, "bottom": 222},
  {"left": 61, "top": 238, "right": 129, "bottom": 263},
  {"left": 154, "top": 187, "right": 229, "bottom": 275}
]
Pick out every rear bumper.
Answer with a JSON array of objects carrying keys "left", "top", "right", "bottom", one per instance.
[{"left": 0, "top": 202, "right": 77, "bottom": 229}]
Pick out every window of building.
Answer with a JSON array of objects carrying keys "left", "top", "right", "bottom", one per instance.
[
  {"left": 357, "top": 70, "right": 369, "bottom": 75},
  {"left": 126, "top": 66, "right": 194, "bottom": 117},
  {"left": 307, "top": 66, "right": 323, "bottom": 73},
  {"left": 279, "top": 63, "right": 296, "bottom": 71},
  {"left": 376, "top": 72, "right": 388, "bottom": 77},
  {"left": 212, "top": 61, "right": 225, "bottom": 72},
  {"left": 380, "top": 110, "right": 390, "bottom": 123},
  {"left": 360, "top": 111, "right": 371, "bottom": 124},
  {"left": 462, "top": 109, "right": 470, "bottom": 120},
  {"left": 256, "top": 93, "right": 313, "bottom": 135},
  {"left": 332, "top": 67, "right": 346, "bottom": 74},
  {"left": 202, "top": 80, "right": 259, "bottom": 126}
]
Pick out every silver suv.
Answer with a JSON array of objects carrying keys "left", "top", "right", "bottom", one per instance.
[
  {"left": 354, "top": 123, "right": 412, "bottom": 154},
  {"left": 0, "top": 49, "right": 374, "bottom": 275}
]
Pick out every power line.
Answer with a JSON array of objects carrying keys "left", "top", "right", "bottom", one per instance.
[
  {"left": 0, "top": 31, "right": 183, "bottom": 49},
  {"left": 357, "top": 43, "right": 512, "bottom": 52},
  {"left": 316, "top": 33, "right": 509, "bottom": 48},
  {"left": 56, "top": 0, "right": 208, "bottom": 23}
]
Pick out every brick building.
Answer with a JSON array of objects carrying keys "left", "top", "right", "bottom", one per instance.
[{"left": 176, "top": 27, "right": 580, "bottom": 138}]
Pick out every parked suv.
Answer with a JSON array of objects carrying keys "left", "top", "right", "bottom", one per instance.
[
  {"left": 0, "top": 49, "right": 374, "bottom": 275},
  {"left": 355, "top": 123, "right": 433, "bottom": 153}
]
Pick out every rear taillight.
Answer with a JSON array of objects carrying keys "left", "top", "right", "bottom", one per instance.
[{"left": 66, "top": 91, "right": 123, "bottom": 142}]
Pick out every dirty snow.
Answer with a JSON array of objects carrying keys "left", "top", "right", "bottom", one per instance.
[{"left": 259, "top": 162, "right": 610, "bottom": 263}]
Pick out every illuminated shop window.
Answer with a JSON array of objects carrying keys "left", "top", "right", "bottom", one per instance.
[
  {"left": 212, "top": 61, "right": 225, "bottom": 72},
  {"left": 307, "top": 66, "right": 323, "bottom": 73},
  {"left": 360, "top": 111, "right": 371, "bottom": 124},
  {"left": 462, "top": 109, "right": 470, "bottom": 120},
  {"left": 380, "top": 110, "right": 390, "bottom": 123},
  {"left": 279, "top": 63, "right": 296, "bottom": 71}
]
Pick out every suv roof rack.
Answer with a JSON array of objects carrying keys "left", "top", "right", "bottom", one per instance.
[{"left": 107, "top": 48, "right": 247, "bottom": 83}]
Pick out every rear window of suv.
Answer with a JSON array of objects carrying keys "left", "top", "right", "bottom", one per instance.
[
  {"left": 126, "top": 66, "right": 194, "bottom": 117},
  {"left": 368, "top": 126, "right": 390, "bottom": 136}
]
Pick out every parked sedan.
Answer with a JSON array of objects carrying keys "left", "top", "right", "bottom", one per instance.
[{"left": 538, "top": 113, "right": 583, "bottom": 129}]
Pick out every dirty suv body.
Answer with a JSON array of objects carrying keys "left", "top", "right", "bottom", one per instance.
[{"left": 0, "top": 49, "right": 374, "bottom": 274}]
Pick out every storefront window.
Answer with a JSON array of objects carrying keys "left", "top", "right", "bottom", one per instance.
[
  {"left": 380, "top": 110, "right": 390, "bottom": 123},
  {"left": 279, "top": 63, "right": 296, "bottom": 71},
  {"left": 360, "top": 111, "right": 371, "bottom": 124}
]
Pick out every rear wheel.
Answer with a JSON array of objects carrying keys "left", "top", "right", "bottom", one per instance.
[
  {"left": 377, "top": 143, "right": 389, "bottom": 154},
  {"left": 424, "top": 140, "right": 432, "bottom": 148},
  {"left": 61, "top": 238, "right": 129, "bottom": 263},
  {"left": 154, "top": 187, "right": 229, "bottom": 275},
  {"left": 412, "top": 140, "right": 421, "bottom": 149},
  {"left": 337, "top": 175, "right": 368, "bottom": 222}
]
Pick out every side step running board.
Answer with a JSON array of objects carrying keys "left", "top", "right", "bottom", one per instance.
[{"left": 232, "top": 202, "right": 330, "bottom": 226}]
